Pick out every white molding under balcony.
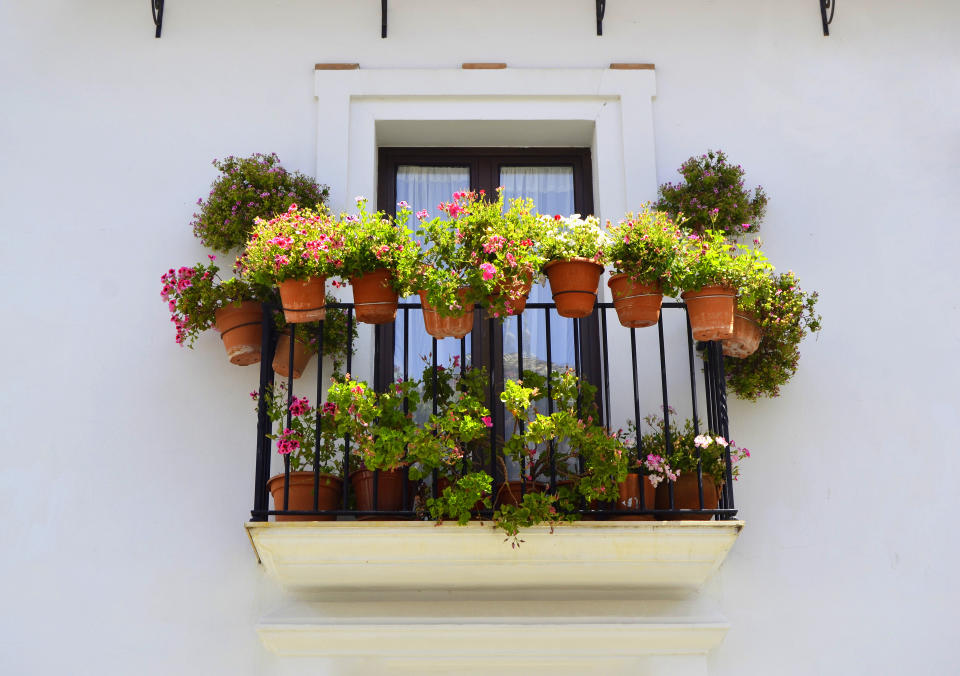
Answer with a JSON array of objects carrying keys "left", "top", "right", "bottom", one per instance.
[{"left": 245, "top": 521, "right": 743, "bottom": 593}]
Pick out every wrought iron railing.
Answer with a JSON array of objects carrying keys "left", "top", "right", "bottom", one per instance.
[{"left": 250, "top": 300, "right": 737, "bottom": 521}]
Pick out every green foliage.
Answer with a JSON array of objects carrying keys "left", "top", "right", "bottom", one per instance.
[
  {"left": 655, "top": 149, "right": 767, "bottom": 238},
  {"left": 428, "top": 472, "right": 493, "bottom": 525},
  {"left": 191, "top": 153, "right": 329, "bottom": 253},
  {"left": 272, "top": 294, "right": 357, "bottom": 372},
  {"left": 677, "top": 229, "right": 742, "bottom": 292},
  {"left": 493, "top": 492, "right": 572, "bottom": 548},
  {"left": 338, "top": 198, "right": 420, "bottom": 294},
  {"left": 256, "top": 382, "right": 341, "bottom": 473},
  {"left": 639, "top": 411, "right": 749, "bottom": 487},
  {"left": 606, "top": 207, "right": 686, "bottom": 296},
  {"left": 725, "top": 272, "right": 822, "bottom": 400}
]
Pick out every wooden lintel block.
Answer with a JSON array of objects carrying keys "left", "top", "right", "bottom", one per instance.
[
  {"left": 314, "top": 63, "right": 360, "bottom": 70},
  {"left": 461, "top": 63, "right": 507, "bottom": 70},
  {"left": 609, "top": 63, "right": 655, "bottom": 70}
]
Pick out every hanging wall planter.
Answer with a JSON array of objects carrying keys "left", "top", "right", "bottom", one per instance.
[
  {"left": 278, "top": 277, "right": 327, "bottom": 323},
  {"left": 350, "top": 268, "right": 399, "bottom": 325},
  {"left": 267, "top": 472, "right": 343, "bottom": 522},
  {"left": 214, "top": 301, "right": 263, "bottom": 366},
  {"left": 723, "top": 313, "right": 762, "bottom": 358},
  {"left": 544, "top": 258, "right": 604, "bottom": 318},
  {"left": 607, "top": 274, "right": 664, "bottom": 328},
  {"left": 419, "top": 289, "right": 474, "bottom": 339},
  {"left": 272, "top": 332, "right": 315, "bottom": 379},
  {"left": 681, "top": 285, "right": 736, "bottom": 341}
]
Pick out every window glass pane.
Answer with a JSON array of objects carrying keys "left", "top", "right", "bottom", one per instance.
[{"left": 394, "top": 166, "right": 471, "bottom": 395}]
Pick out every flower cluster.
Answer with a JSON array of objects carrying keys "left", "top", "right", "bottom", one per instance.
[
  {"left": 255, "top": 382, "right": 341, "bottom": 473},
  {"left": 337, "top": 197, "right": 420, "bottom": 294},
  {"left": 240, "top": 204, "right": 345, "bottom": 284},
  {"left": 639, "top": 412, "right": 749, "bottom": 487},
  {"left": 191, "top": 153, "right": 329, "bottom": 252},
  {"left": 655, "top": 149, "right": 767, "bottom": 238},
  {"left": 606, "top": 206, "right": 686, "bottom": 295},
  {"left": 538, "top": 213, "right": 610, "bottom": 265}
]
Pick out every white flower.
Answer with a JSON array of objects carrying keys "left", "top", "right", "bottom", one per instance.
[
  {"left": 694, "top": 434, "right": 711, "bottom": 448},
  {"left": 715, "top": 436, "right": 728, "bottom": 447}
]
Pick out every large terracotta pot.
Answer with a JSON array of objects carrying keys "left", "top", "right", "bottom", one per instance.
[
  {"left": 722, "top": 313, "right": 762, "bottom": 358},
  {"left": 419, "top": 289, "right": 474, "bottom": 339},
  {"left": 607, "top": 274, "right": 663, "bottom": 328},
  {"left": 681, "top": 285, "right": 736, "bottom": 341},
  {"left": 278, "top": 277, "right": 326, "bottom": 323},
  {"left": 267, "top": 471, "right": 342, "bottom": 521},
  {"left": 214, "top": 301, "right": 263, "bottom": 366},
  {"left": 544, "top": 258, "right": 604, "bottom": 318},
  {"left": 351, "top": 268, "right": 399, "bottom": 325},
  {"left": 272, "top": 331, "right": 315, "bottom": 379},
  {"left": 610, "top": 473, "right": 656, "bottom": 521},
  {"left": 350, "top": 469, "right": 407, "bottom": 513},
  {"left": 654, "top": 473, "right": 720, "bottom": 521},
  {"left": 494, "top": 480, "right": 547, "bottom": 508}
]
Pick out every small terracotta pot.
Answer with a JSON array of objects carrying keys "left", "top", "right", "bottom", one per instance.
[
  {"left": 722, "top": 313, "right": 762, "bottom": 358},
  {"left": 419, "top": 289, "right": 474, "bottom": 339},
  {"left": 681, "top": 285, "right": 736, "bottom": 341},
  {"left": 351, "top": 268, "right": 399, "bottom": 325},
  {"left": 350, "top": 469, "right": 407, "bottom": 512},
  {"left": 544, "top": 258, "right": 604, "bottom": 318},
  {"left": 607, "top": 274, "right": 663, "bottom": 328},
  {"left": 278, "top": 277, "right": 326, "bottom": 323},
  {"left": 214, "top": 301, "right": 263, "bottom": 366},
  {"left": 610, "top": 474, "right": 656, "bottom": 521},
  {"left": 272, "top": 332, "right": 316, "bottom": 379},
  {"left": 267, "top": 472, "right": 343, "bottom": 522},
  {"left": 487, "top": 270, "right": 533, "bottom": 317},
  {"left": 654, "top": 473, "right": 720, "bottom": 521},
  {"left": 494, "top": 480, "right": 547, "bottom": 508}
]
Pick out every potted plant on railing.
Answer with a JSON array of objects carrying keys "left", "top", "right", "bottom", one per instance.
[
  {"left": 606, "top": 207, "right": 686, "bottom": 328},
  {"left": 405, "top": 194, "right": 485, "bottom": 339},
  {"left": 722, "top": 241, "right": 774, "bottom": 358},
  {"left": 271, "top": 296, "right": 357, "bottom": 378},
  {"left": 677, "top": 229, "right": 742, "bottom": 341},
  {"left": 191, "top": 152, "right": 329, "bottom": 253},
  {"left": 540, "top": 213, "right": 610, "bottom": 318},
  {"left": 640, "top": 410, "right": 750, "bottom": 520},
  {"left": 339, "top": 197, "right": 420, "bottom": 324},
  {"left": 255, "top": 383, "right": 343, "bottom": 521},
  {"left": 448, "top": 190, "right": 545, "bottom": 319},
  {"left": 655, "top": 149, "right": 767, "bottom": 239},
  {"left": 328, "top": 375, "right": 422, "bottom": 514},
  {"left": 724, "top": 271, "right": 822, "bottom": 400},
  {"left": 240, "top": 204, "right": 345, "bottom": 323},
  {"left": 160, "top": 256, "right": 270, "bottom": 365}
]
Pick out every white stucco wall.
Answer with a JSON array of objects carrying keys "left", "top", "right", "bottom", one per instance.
[{"left": 2, "top": 0, "right": 959, "bottom": 674}]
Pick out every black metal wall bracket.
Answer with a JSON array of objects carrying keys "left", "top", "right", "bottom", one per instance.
[
  {"left": 152, "top": 0, "right": 164, "bottom": 38},
  {"left": 596, "top": 0, "right": 606, "bottom": 36},
  {"left": 381, "top": 0, "right": 387, "bottom": 38},
  {"left": 820, "top": 0, "right": 835, "bottom": 36}
]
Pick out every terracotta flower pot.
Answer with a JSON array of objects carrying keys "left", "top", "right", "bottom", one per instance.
[
  {"left": 419, "top": 289, "right": 474, "bottom": 339},
  {"left": 544, "top": 258, "right": 604, "bottom": 318},
  {"left": 350, "top": 469, "right": 407, "bottom": 513},
  {"left": 351, "top": 268, "right": 399, "bottom": 325},
  {"left": 610, "top": 474, "right": 656, "bottom": 521},
  {"left": 278, "top": 277, "right": 326, "bottom": 323},
  {"left": 722, "top": 313, "right": 762, "bottom": 358},
  {"left": 272, "top": 332, "right": 315, "bottom": 379},
  {"left": 494, "top": 480, "right": 547, "bottom": 508},
  {"left": 214, "top": 301, "right": 263, "bottom": 366},
  {"left": 681, "top": 285, "right": 736, "bottom": 341},
  {"left": 607, "top": 274, "right": 663, "bottom": 328},
  {"left": 487, "top": 270, "right": 534, "bottom": 317},
  {"left": 267, "top": 471, "right": 343, "bottom": 522},
  {"left": 654, "top": 473, "right": 720, "bottom": 521}
]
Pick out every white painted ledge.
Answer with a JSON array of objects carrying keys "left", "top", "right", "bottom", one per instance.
[{"left": 245, "top": 520, "right": 742, "bottom": 592}]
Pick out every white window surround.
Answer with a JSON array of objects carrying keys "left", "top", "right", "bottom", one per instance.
[{"left": 313, "top": 66, "right": 658, "bottom": 221}]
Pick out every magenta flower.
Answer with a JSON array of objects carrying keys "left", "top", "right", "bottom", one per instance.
[
  {"left": 481, "top": 416, "right": 493, "bottom": 427},
  {"left": 480, "top": 263, "right": 496, "bottom": 281}
]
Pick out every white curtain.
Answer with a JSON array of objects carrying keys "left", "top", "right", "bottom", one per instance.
[{"left": 395, "top": 166, "right": 471, "bottom": 390}]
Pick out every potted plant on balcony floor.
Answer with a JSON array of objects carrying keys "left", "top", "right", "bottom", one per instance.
[
  {"left": 606, "top": 207, "right": 685, "bottom": 328},
  {"left": 161, "top": 256, "right": 270, "bottom": 365},
  {"left": 640, "top": 411, "right": 750, "bottom": 520},
  {"left": 339, "top": 197, "right": 420, "bottom": 324},
  {"left": 541, "top": 214, "right": 610, "bottom": 318},
  {"left": 257, "top": 383, "right": 343, "bottom": 521},
  {"left": 241, "top": 204, "right": 345, "bottom": 323}
]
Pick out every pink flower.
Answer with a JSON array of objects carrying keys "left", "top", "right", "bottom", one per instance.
[
  {"left": 480, "top": 263, "right": 496, "bottom": 281},
  {"left": 397, "top": 200, "right": 409, "bottom": 209},
  {"left": 416, "top": 209, "right": 429, "bottom": 220},
  {"left": 481, "top": 416, "right": 493, "bottom": 427},
  {"left": 289, "top": 396, "right": 310, "bottom": 417},
  {"left": 207, "top": 254, "right": 216, "bottom": 262}
]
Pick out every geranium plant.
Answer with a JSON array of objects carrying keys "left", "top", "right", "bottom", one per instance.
[
  {"left": 606, "top": 207, "right": 686, "bottom": 296},
  {"left": 239, "top": 204, "right": 345, "bottom": 285},
  {"left": 160, "top": 256, "right": 267, "bottom": 346},
  {"left": 255, "top": 383, "right": 341, "bottom": 474},
  {"left": 538, "top": 213, "right": 610, "bottom": 266},
  {"left": 655, "top": 149, "right": 767, "bottom": 238},
  {"left": 676, "top": 229, "right": 742, "bottom": 292},
  {"left": 725, "top": 271, "right": 822, "bottom": 400},
  {"left": 191, "top": 153, "right": 329, "bottom": 253},
  {"left": 338, "top": 197, "right": 420, "bottom": 294}
]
